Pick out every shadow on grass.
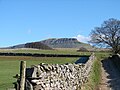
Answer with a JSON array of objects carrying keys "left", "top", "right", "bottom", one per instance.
[{"left": 75, "top": 56, "right": 89, "bottom": 64}]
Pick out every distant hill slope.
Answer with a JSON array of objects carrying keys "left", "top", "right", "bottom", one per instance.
[
  {"left": 40, "top": 38, "right": 93, "bottom": 49},
  {"left": 4, "top": 44, "right": 25, "bottom": 49},
  {"left": 25, "top": 42, "right": 52, "bottom": 50},
  {"left": 6, "top": 42, "right": 52, "bottom": 50}
]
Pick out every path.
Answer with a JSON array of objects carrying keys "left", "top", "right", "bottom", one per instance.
[{"left": 98, "top": 58, "right": 120, "bottom": 90}]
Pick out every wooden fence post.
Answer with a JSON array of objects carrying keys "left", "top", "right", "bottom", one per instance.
[{"left": 19, "top": 61, "right": 26, "bottom": 90}]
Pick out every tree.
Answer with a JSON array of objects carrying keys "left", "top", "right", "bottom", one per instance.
[{"left": 90, "top": 18, "right": 120, "bottom": 54}]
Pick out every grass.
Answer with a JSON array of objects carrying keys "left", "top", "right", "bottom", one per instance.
[
  {"left": 0, "top": 56, "right": 79, "bottom": 90},
  {"left": 88, "top": 58, "right": 101, "bottom": 90},
  {"left": 0, "top": 48, "right": 91, "bottom": 55},
  {"left": 81, "top": 58, "right": 101, "bottom": 90}
]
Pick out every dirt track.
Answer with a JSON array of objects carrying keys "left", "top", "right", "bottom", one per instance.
[{"left": 99, "top": 58, "right": 120, "bottom": 90}]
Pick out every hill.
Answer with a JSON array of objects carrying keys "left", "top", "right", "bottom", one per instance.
[
  {"left": 40, "top": 38, "right": 93, "bottom": 49},
  {"left": 3, "top": 38, "right": 93, "bottom": 50}
]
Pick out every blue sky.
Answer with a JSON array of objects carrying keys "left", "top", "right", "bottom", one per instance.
[{"left": 0, "top": 0, "right": 120, "bottom": 47}]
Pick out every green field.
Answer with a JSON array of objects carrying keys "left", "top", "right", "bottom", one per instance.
[
  {"left": 0, "top": 48, "right": 91, "bottom": 55},
  {"left": 0, "top": 56, "right": 79, "bottom": 90},
  {"left": 0, "top": 49, "right": 110, "bottom": 90}
]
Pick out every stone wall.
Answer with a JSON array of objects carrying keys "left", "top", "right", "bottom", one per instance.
[
  {"left": 110, "top": 54, "right": 120, "bottom": 71},
  {"left": 110, "top": 54, "right": 120, "bottom": 63},
  {"left": 0, "top": 52, "right": 85, "bottom": 57},
  {"left": 16, "top": 54, "right": 95, "bottom": 90}
]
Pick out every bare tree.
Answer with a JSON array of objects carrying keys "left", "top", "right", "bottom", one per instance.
[{"left": 90, "top": 18, "right": 120, "bottom": 54}]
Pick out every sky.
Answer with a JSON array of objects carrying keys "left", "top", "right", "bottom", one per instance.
[{"left": 0, "top": 0, "right": 120, "bottom": 47}]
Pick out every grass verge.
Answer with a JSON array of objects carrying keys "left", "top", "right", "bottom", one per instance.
[
  {"left": 82, "top": 58, "right": 101, "bottom": 90},
  {"left": 83, "top": 52, "right": 111, "bottom": 90},
  {"left": 81, "top": 52, "right": 110, "bottom": 90}
]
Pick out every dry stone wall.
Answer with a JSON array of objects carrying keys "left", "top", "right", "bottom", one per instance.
[
  {"left": 0, "top": 52, "right": 83, "bottom": 57},
  {"left": 21, "top": 54, "right": 95, "bottom": 90},
  {"left": 110, "top": 54, "right": 120, "bottom": 71}
]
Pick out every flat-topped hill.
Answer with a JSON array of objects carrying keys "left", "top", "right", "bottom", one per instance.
[
  {"left": 3, "top": 38, "right": 93, "bottom": 50},
  {"left": 40, "top": 38, "right": 92, "bottom": 49}
]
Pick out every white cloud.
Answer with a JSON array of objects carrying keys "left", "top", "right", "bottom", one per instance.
[{"left": 76, "top": 35, "right": 90, "bottom": 43}]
